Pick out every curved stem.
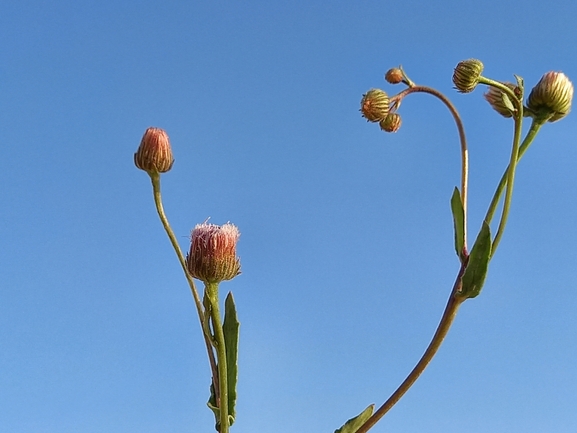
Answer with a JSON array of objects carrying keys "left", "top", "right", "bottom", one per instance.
[
  {"left": 395, "top": 86, "right": 469, "bottom": 252},
  {"left": 205, "top": 282, "right": 230, "bottom": 433},
  {"left": 355, "top": 266, "right": 467, "bottom": 433},
  {"left": 148, "top": 172, "right": 219, "bottom": 391}
]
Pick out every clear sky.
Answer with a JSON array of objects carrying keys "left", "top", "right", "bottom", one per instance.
[{"left": 1, "top": 1, "right": 576, "bottom": 432}]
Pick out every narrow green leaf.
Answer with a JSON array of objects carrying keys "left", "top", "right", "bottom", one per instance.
[
  {"left": 460, "top": 222, "right": 492, "bottom": 298},
  {"left": 514, "top": 74, "right": 524, "bottom": 94},
  {"left": 223, "top": 291, "right": 240, "bottom": 425},
  {"left": 450, "top": 187, "right": 465, "bottom": 261},
  {"left": 334, "top": 404, "right": 374, "bottom": 433},
  {"left": 501, "top": 92, "right": 516, "bottom": 113}
]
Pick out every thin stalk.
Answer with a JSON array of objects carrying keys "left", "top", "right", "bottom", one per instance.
[
  {"left": 475, "top": 76, "right": 526, "bottom": 255},
  {"left": 395, "top": 86, "right": 469, "bottom": 251},
  {"left": 484, "top": 119, "right": 544, "bottom": 227},
  {"left": 490, "top": 112, "right": 524, "bottom": 254},
  {"left": 205, "top": 282, "right": 229, "bottom": 433},
  {"left": 148, "top": 172, "right": 219, "bottom": 390},
  {"left": 355, "top": 266, "right": 467, "bottom": 433}
]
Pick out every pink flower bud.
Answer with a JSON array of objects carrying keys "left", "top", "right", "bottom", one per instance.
[
  {"left": 527, "top": 71, "right": 573, "bottom": 122},
  {"left": 483, "top": 82, "right": 519, "bottom": 118},
  {"left": 134, "top": 127, "right": 175, "bottom": 173},
  {"left": 186, "top": 222, "right": 241, "bottom": 284}
]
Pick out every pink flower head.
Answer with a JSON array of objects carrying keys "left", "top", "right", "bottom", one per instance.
[
  {"left": 527, "top": 71, "right": 573, "bottom": 122},
  {"left": 186, "top": 222, "right": 241, "bottom": 284},
  {"left": 134, "top": 127, "right": 175, "bottom": 173}
]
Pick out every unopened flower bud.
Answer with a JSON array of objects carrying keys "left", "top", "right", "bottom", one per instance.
[
  {"left": 360, "top": 89, "right": 389, "bottom": 122},
  {"left": 186, "top": 222, "right": 241, "bottom": 284},
  {"left": 385, "top": 68, "right": 404, "bottom": 85},
  {"left": 483, "top": 82, "right": 518, "bottom": 118},
  {"left": 526, "top": 71, "right": 573, "bottom": 122},
  {"left": 379, "top": 113, "right": 402, "bottom": 133},
  {"left": 452, "top": 59, "right": 484, "bottom": 93},
  {"left": 134, "top": 127, "right": 175, "bottom": 173}
]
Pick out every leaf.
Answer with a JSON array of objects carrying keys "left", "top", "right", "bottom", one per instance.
[
  {"left": 450, "top": 187, "right": 465, "bottom": 261},
  {"left": 223, "top": 291, "right": 240, "bottom": 425},
  {"left": 514, "top": 74, "right": 524, "bottom": 94},
  {"left": 501, "top": 92, "right": 516, "bottom": 113},
  {"left": 460, "top": 222, "right": 492, "bottom": 298},
  {"left": 334, "top": 404, "right": 374, "bottom": 433}
]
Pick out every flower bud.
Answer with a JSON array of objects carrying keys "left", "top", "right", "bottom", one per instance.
[
  {"left": 186, "top": 222, "right": 241, "bottom": 284},
  {"left": 360, "top": 89, "right": 389, "bottom": 122},
  {"left": 452, "top": 59, "right": 484, "bottom": 93},
  {"left": 379, "top": 113, "right": 402, "bottom": 133},
  {"left": 483, "top": 82, "right": 518, "bottom": 118},
  {"left": 385, "top": 68, "right": 404, "bottom": 85},
  {"left": 134, "top": 127, "right": 175, "bottom": 173},
  {"left": 526, "top": 71, "right": 573, "bottom": 122}
]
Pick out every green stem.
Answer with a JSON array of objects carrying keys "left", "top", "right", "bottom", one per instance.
[
  {"left": 148, "top": 172, "right": 220, "bottom": 392},
  {"left": 395, "top": 85, "right": 469, "bottom": 251},
  {"left": 355, "top": 265, "right": 467, "bottom": 433},
  {"left": 475, "top": 76, "right": 526, "bottom": 255},
  {"left": 478, "top": 77, "right": 520, "bottom": 104},
  {"left": 205, "top": 282, "right": 229, "bottom": 433},
  {"left": 483, "top": 119, "right": 544, "bottom": 228},
  {"left": 490, "top": 113, "right": 523, "bottom": 254}
]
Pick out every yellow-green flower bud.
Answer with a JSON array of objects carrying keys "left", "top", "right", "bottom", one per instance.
[
  {"left": 360, "top": 89, "right": 389, "bottom": 122},
  {"left": 385, "top": 68, "right": 404, "bottom": 85},
  {"left": 526, "top": 71, "right": 574, "bottom": 122},
  {"left": 379, "top": 113, "right": 402, "bottom": 133},
  {"left": 452, "top": 59, "right": 484, "bottom": 93},
  {"left": 483, "top": 82, "right": 518, "bottom": 118},
  {"left": 186, "top": 222, "right": 241, "bottom": 284},
  {"left": 134, "top": 127, "right": 175, "bottom": 173}
]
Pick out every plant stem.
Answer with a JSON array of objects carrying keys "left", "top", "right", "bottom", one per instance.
[
  {"left": 395, "top": 86, "right": 469, "bottom": 251},
  {"left": 489, "top": 113, "right": 524, "bottom": 254},
  {"left": 483, "top": 119, "right": 544, "bottom": 230},
  {"left": 205, "top": 282, "right": 229, "bottom": 433},
  {"left": 148, "top": 172, "right": 220, "bottom": 391},
  {"left": 355, "top": 265, "right": 467, "bottom": 433}
]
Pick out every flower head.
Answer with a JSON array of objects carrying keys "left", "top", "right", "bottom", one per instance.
[
  {"left": 360, "top": 89, "right": 389, "bottom": 122},
  {"left": 186, "top": 222, "right": 241, "bottom": 284},
  {"left": 452, "top": 59, "right": 484, "bottom": 93},
  {"left": 526, "top": 71, "right": 573, "bottom": 122},
  {"left": 134, "top": 127, "right": 175, "bottom": 174},
  {"left": 379, "top": 113, "right": 402, "bottom": 133},
  {"left": 483, "top": 82, "right": 519, "bottom": 118},
  {"left": 385, "top": 68, "right": 404, "bottom": 85}
]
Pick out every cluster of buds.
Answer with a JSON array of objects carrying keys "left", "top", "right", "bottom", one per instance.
[
  {"left": 186, "top": 222, "right": 241, "bottom": 284},
  {"left": 451, "top": 58, "right": 573, "bottom": 122},
  {"left": 360, "top": 89, "right": 402, "bottom": 133},
  {"left": 134, "top": 127, "right": 175, "bottom": 174},
  {"left": 361, "top": 60, "right": 573, "bottom": 137}
]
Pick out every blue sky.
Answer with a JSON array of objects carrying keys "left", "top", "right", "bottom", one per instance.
[{"left": 1, "top": 1, "right": 576, "bottom": 432}]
